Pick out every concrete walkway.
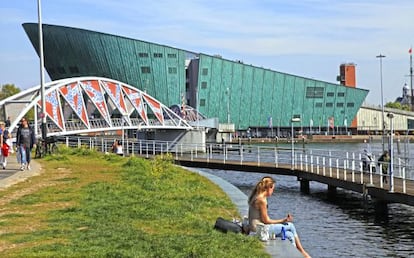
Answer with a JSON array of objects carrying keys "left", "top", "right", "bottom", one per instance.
[
  {"left": 0, "top": 153, "right": 41, "bottom": 189},
  {"left": 185, "top": 167, "right": 303, "bottom": 258}
]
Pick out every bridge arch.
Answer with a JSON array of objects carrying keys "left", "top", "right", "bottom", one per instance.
[{"left": 0, "top": 77, "right": 193, "bottom": 137}]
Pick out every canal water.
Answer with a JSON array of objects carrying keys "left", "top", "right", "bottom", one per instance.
[{"left": 199, "top": 142, "right": 414, "bottom": 258}]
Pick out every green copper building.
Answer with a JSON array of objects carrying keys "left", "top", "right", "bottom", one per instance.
[{"left": 23, "top": 23, "right": 368, "bottom": 132}]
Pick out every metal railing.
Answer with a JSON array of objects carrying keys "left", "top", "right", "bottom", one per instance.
[{"left": 59, "top": 136, "right": 413, "bottom": 194}]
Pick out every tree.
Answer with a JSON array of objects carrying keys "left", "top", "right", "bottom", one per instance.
[
  {"left": 0, "top": 84, "right": 20, "bottom": 100},
  {"left": 0, "top": 84, "right": 34, "bottom": 122},
  {"left": 385, "top": 102, "right": 410, "bottom": 111}
]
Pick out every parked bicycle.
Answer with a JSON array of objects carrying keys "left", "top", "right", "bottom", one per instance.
[{"left": 35, "top": 136, "right": 59, "bottom": 158}]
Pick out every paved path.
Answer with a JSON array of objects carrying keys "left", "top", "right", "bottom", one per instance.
[{"left": 0, "top": 153, "right": 41, "bottom": 189}]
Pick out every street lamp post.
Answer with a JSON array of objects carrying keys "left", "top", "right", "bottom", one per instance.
[
  {"left": 37, "top": 0, "right": 47, "bottom": 141},
  {"left": 376, "top": 54, "right": 386, "bottom": 152},
  {"left": 387, "top": 112, "right": 394, "bottom": 192},
  {"left": 291, "top": 117, "right": 301, "bottom": 169}
]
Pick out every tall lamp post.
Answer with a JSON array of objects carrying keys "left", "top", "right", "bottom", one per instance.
[
  {"left": 387, "top": 112, "right": 394, "bottom": 192},
  {"left": 37, "top": 0, "right": 47, "bottom": 141},
  {"left": 291, "top": 117, "right": 301, "bottom": 169},
  {"left": 376, "top": 54, "right": 386, "bottom": 152}
]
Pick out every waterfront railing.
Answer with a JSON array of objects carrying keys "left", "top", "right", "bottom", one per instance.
[{"left": 59, "top": 136, "right": 413, "bottom": 194}]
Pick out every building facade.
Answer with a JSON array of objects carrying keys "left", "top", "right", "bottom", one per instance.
[{"left": 23, "top": 23, "right": 369, "bottom": 131}]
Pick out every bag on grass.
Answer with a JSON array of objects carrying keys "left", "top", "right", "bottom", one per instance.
[{"left": 213, "top": 217, "right": 242, "bottom": 234}]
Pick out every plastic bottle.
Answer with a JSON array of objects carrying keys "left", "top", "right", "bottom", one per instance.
[{"left": 281, "top": 226, "right": 286, "bottom": 240}]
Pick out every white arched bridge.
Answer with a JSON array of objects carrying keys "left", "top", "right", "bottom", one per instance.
[{"left": 0, "top": 77, "right": 200, "bottom": 137}]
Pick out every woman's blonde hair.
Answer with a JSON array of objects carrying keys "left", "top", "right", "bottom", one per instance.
[{"left": 248, "top": 176, "right": 275, "bottom": 203}]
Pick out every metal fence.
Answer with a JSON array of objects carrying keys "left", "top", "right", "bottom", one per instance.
[{"left": 59, "top": 136, "right": 413, "bottom": 193}]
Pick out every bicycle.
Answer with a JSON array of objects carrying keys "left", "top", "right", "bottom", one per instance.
[{"left": 35, "top": 136, "right": 59, "bottom": 158}]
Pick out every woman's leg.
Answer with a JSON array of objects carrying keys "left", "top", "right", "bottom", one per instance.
[
  {"left": 276, "top": 222, "right": 311, "bottom": 258},
  {"left": 26, "top": 146, "right": 31, "bottom": 169}
]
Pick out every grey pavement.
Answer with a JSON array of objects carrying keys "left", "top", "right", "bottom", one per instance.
[
  {"left": 184, "top": 167, "right": 303, "bottom": 258},
  {"left": 0, "top": 153, "right": 41, "bottom": 189}
]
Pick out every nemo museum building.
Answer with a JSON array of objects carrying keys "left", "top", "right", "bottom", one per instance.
[{"left": 23, "top": 23, "right": 368, "bottom": 137}]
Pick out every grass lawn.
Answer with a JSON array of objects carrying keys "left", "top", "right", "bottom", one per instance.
[{"left": 0, "top": 147, "right": 267, "bottom": 257}]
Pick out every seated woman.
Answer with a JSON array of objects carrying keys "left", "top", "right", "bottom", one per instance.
[{"left": 248, "top": 176, "right": 311, "bottom": 258}]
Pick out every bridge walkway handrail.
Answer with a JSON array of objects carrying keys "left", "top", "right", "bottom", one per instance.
[{"left": 58, "top": 136, "right": 414, "bottom": 195}]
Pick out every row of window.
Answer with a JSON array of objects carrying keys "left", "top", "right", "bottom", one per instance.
[
  {"left": 140, "top": 66, "right": 177, "bottom": 74},
  {"left": 138, "top": 53, "right": 177, "bottom": 58},
  {"left": 315, "top": 102, "right": 354, "bottom": 108},
  {"left": 198, "top": 99, "right": 355, "bottom": 108}
]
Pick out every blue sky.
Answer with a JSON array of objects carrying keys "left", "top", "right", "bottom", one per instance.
[{"left": 1, "top": 0, "right": 413, "bottom": 106}]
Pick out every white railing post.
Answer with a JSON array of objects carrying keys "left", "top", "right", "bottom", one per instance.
[
  {"left": 352, "top": 153, "right": 355, "bottom": 172},
  {"left": 66, "top": 136, "right": 69, "bottom": 147},
  {"left": 316, "top": 156, "right": 319, "bottom": 174},
  {"left": 403, "top": 167, "right": 406, "bottom": 193},
  {"left": 344, "top": 162, "right": 347, "bottom": 181},
  {"left": 351, "top": 152, "right": 355, "bottom": 171},
  {"left": 310, "top": 155, "right": 314, "bottom": 173},
  {"left": 146, "top": 142, "right": 149, "bottom": 158},
  {"left": 352, "top": 165, "right": 355, "bottom": 182},
  {"left": 305, "top": 155, "right": 308, "bottom": 171},
  {"left": 191, "top": 149, "right": 193, "bottom": 161},
  {"left": 195, "top": 144, "right": 198, "bottom": 158},
  {"left": 322, "top": 157, "right": 326, "bottom": 176},
  {"left": 379, "top": 164, "right": 383, "bottom": 188},
  {"left": 329, "top": 151, "right": 332, "bottom": 177},
  {"left": 274, "top": 147, "right": 277, "bottom": 167},
  {"left": 369, "top": 162, "right": 373, "bottom": 184},
  {"left": 300, "top": 154, "right": 303, "bottom": 170},
  {"left": 336, "top": 159, "right": 339, "bottom": 179},
  {"left": 153, "top": 141, "right": 155, "bottom": 155},
  {"left": 78, "top": 137, "right": 81, "bottom": 148}
]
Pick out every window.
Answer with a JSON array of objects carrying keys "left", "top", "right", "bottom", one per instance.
[
  {"left": 167, "top": 53, "right": 177, "bottom": 58},
  {"left": 327, "top": 92, "right": 334, "bottom": 97},
  {"left": 326, "top": 102, "right": 333, "bottom": 107},
  {"left": 306, "top": 87, "right": 324, "bottom": 98},
  {"left": 347, "top": 102, "right": 355, "bottom": 107},
  {"left": 141, "top": 66, "right": 151, "bottom": 74},
  {"left": 336, "top": 103, "right": 344, "bottom": 107},
  {"left": 168, "top": 67, "right": 177, "bottom": 74},
  {"left": 153, "top": 53, "right": 163, "bottom": 58},
  {"left": 338, "top": 92, "right": 345, "bottom": 97},
  {"left": 315, "top": 103, "right": 323, "bottom": 107},
  {"left": 201, "top": 82, "right": 207, "bottom": 89},
  {"left": 138, "top": 52, "right": 148, "bottom": 58},
  {"left": 199, "top": 99, "right": 206, "bottom": 106},
  {"left": 202, "top": 68, "right": 208, "bottom": 76}
]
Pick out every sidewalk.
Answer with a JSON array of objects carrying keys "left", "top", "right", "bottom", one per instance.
[{"left": 0, "top": 153, "right": 41, "bottom": 189}]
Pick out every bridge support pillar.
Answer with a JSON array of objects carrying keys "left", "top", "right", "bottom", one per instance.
[
  {"left": 299, "top": 178, "right": 310, "bottom": 194},
  {"left": 327, "top": 185, "right": 337, "bottom": 199},
  {"left": 374, "top": 200, "right": 388, "bottom": 217}
]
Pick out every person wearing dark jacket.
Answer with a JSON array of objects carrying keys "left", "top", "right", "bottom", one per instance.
[{"left": 16, "top": 117, "right": 36, "bottom": 170}]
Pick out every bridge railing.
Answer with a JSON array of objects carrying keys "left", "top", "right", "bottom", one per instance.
[{"left": 59, "top": 136, "right": 413, "bottom": 193}]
